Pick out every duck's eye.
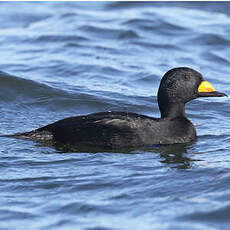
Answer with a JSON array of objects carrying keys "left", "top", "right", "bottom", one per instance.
[{"left": 183, "top": 75, "right": 190, "bottom": 81}]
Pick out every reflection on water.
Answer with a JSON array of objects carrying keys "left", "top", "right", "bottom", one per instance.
[
  {"left": 35, "top": 139, "right": 198, "bottom": 169},
  {"left": 137, "top": 143, "right": 199, "bottom": 169},
  {"left": 157, "top": 143, "right": 199, "bottom": 169}
]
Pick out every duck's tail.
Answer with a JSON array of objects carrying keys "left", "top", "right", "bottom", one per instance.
[{"left": 0, "top": 130, "right": 53, "bottom": 141}]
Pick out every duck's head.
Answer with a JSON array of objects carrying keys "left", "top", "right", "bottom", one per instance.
[{"left": 157, "top": 67, "right": 227, "bottom": 118}]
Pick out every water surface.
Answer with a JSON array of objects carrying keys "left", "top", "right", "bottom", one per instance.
[{"left": 0, "top": 2, "right": 230, "bottom": 230}]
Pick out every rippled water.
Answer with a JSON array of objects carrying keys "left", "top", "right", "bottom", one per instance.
[{"left": 1, "top": 2, "right": 230, "bottom": 230}]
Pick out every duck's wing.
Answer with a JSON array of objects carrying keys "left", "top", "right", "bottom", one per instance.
[{"left": 36, "top": 112, "right": 156, "bottom": 148}]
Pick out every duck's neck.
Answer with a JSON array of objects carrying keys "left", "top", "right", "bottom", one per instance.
[{"left": 159, "top": 102, "right": 186, "bottom": 119}]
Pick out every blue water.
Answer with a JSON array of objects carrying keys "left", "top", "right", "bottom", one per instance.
[{"left": 0, "top": 2, "right": 230, "bottom": 230}]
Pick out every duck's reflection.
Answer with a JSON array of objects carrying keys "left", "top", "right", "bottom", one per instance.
[
  {"left": 36, "top": 140, "right": 199, "bottom": 169},
  {"left": 148, "top": 143, "right": 199, "bottom": 169}
]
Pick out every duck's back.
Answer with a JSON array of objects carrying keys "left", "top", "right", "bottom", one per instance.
[
  {"left": 39, "top": 112, "right": 160, "bottom": 148},
  {"left": 18, "top": 111, "right": 196, "bottom": 148}
]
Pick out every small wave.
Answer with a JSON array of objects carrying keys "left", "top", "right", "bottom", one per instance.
[
  {"left": 34, "top": 34, "right": 89, "bottom": 43},
  {"left": 0, "top": 209, "right": 37, "bottom": 221},
  {"left": 181, "top": 203, "right": 230, "bottom": 223},
  {"left": 79, "top": 25, "right": 140, "bottom": 40},
  {"left": 184, "top": 33, "right": 230, "bottom": 46},
  {"left": 203, "top": 51, "right": 230, "bottom": 65},
  {"left": 0, "top": 70, "right": 71, "bottom": 102}
]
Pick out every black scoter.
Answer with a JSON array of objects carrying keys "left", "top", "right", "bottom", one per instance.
[{"left": 11, "top": 67, "right": 227, "bottom": 149}]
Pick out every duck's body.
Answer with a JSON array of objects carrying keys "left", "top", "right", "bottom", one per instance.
[
  {"left": 11, "top": 67, "right": 226, "bottom": 149},
  {"left": 16, "top": 111, "right": 196, "bottom": 148}
]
